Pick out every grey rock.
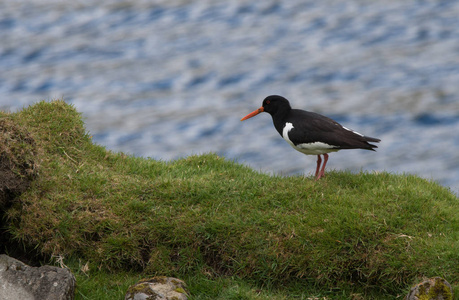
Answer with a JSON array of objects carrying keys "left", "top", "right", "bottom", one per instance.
[
  {"left": 0, "top": 254, "right": 76, "bottom": 300},
  {"left": 125, "top": 276, "right": 189, "bottom": 300},
  {"left": 405, "top": 277, "right": 453, "bottom": 300}
]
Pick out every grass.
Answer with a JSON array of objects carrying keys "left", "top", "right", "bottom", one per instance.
[{"left": 1, "top": 100, "right": 458, "bottom": 299}]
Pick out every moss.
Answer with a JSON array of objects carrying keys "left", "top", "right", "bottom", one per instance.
[
  {"left": 170, "top": 278, "right": 187, "bottom": 289},
  {"left": 125, "top": 282, "right": 159, "bottom": 300},
  {"left": 139, "top": 276, "right": 169, "bottom": 285},
  {"left": 428, "top": 278, "right": 453, "bottom": 300},
  {"left": 416, "top": 278, "right": 452, "bottom": 300},
  {"left": 418, "top": 284, "right": 428, "bottom": 300},
  {"left": 126, "top": 277, "right": 188, "bottom": 300}
]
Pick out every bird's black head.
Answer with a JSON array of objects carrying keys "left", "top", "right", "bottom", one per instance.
[
  {"left": 262, "top": 95, "right": 292, "bottom": 116},
  {"left": 241, "top": 95, "right": 292, "bottom": 122}
]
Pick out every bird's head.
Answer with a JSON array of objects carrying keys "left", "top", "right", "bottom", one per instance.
[{"left": 241, "top": 95, "right": 291, "bottom": 121}]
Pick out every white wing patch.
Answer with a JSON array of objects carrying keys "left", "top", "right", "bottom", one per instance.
[
  {"left": 282, "top": 122, "right": 295, "bottom": 146},
  {"left": 282, "top": 122, "right": 339, "bottom": 155},
  {"left": 343, "top": 126, "right": 364, "bottom": 137}
]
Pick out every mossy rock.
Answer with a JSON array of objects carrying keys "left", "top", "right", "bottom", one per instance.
[
  {"left": 405, "top": 277, "right": 453, "bottom": 300},
  {"left": 125, "top": 276, "right": 189, "bottom": 300}
]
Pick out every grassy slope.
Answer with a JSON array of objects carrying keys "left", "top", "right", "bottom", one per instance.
[{"left": 2, "top": 100, "right": 458, "bottom": 299}]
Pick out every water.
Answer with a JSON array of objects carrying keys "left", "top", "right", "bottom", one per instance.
[{"left": 1, "top": 0, "right": 458, "bottom": 194}]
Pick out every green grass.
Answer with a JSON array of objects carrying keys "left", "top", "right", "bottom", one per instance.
[{"left": 1, "top": 100, "right": 458, "bottom": 299}]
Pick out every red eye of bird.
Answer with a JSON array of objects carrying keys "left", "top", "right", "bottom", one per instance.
[{"left": 266, "top": 100, "right": 270, "bottom": 104}]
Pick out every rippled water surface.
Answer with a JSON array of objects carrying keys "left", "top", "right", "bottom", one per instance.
[{"left": 1, "top": 0, "right": 458, "bottom": 194}]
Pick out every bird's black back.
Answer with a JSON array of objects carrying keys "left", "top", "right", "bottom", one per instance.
[{"left": 273, "top": 109, "right": 380, "bottom": 151}]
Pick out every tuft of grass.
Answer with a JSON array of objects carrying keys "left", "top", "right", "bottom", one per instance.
[
  {"left": 0, "top": 112, "right": 39, "bottom": 207},
  {"left": 2, "top": 100, "right": 458, "bottom": 299}
]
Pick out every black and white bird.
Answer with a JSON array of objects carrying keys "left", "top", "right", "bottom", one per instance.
[{"left": 241, "top": 95, "right": 380, "bottom": 179}]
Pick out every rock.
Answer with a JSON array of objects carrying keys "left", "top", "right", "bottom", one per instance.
[
  {"left": 405, "top": 277, "right": 453, "bottom": 300},
  {"left": 125, "top": 276, "right": 189, "bottom": 300},
  {"left": 0, "top": 254, "right": 76, "bottom": 300}
]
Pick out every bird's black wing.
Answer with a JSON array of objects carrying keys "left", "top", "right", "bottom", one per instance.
[{"left": 286, "top": 110, "right": 380, "bottom": 150}]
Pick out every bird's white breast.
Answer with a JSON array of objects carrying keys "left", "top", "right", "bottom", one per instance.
[
  {"left": 282, "top": 122, "right": 295, "bottom": 146},
  {"left": 282, "top": 122, "right": 339, "bottom": 155}
]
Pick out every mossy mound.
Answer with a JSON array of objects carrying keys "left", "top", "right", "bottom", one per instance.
[
  {"left": 0, "top": 116, "right": 38, "bottom": 209},
  {"left": 2, "top": 100, "right": 458, "bottom": 298}
]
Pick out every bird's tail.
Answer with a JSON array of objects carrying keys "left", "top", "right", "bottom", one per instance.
[
  {"left": 363, "top": 136, "right": 381, "bottom": 143},
  {"left": 363, "top": 136, "right": 380, "bottom": 151}
]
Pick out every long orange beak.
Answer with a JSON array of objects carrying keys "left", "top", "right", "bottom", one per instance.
[{"left": 241, "top": 107, "right": 264, "bottom": 121}]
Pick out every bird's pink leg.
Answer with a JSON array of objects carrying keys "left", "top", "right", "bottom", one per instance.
[
  {"left": 315, "top": 155, "right": 322, "bottom": 178},
  {"left": 317, "top": 153, "right": 329, "bottom": 179}
]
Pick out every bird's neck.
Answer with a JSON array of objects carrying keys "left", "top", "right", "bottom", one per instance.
[{"left": 271, "top": 108, "right": 291, "bottom": 136}]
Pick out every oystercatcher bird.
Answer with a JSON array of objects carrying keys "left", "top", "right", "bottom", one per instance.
[{"left": 241, "top": 95, "right": 380, "bottom": 179}]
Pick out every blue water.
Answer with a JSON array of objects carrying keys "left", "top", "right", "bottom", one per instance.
[{"left": 1, "top": 0, "right": 458, "bottom": 194}]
